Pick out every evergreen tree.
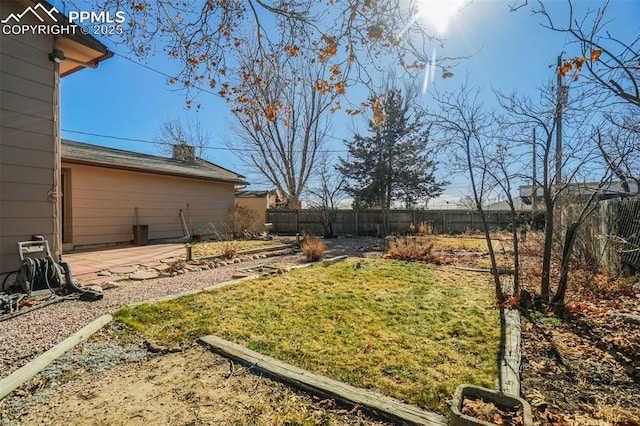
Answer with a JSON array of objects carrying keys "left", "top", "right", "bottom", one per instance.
[{"left": 338, "top": 88, "right": 445, "bottom": 232}]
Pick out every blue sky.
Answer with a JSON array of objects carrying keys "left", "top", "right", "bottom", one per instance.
[{"left": 56, "top": 0, "right": 639, "bottom": 204}]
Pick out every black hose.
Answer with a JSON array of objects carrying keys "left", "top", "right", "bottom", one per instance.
[
  {"left": 36, "top": 258, "right": 61, "bottom": 293},
  {"left": 16, "top": 258, "right": 62, "bottom": 295},
  {"left": 58, "top": 261, "right": 83, "bottom": 293},
  {"left": 1, "top": 270, "right": 19, "bottom": 291},
  {"left": 58, "top": 261, "right": 103, "bottom": 301}
]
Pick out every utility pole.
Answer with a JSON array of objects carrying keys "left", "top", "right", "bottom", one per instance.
[{"left": 555, "top": 55, "right": 567, "bottom": 187}]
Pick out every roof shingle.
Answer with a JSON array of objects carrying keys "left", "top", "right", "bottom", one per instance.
[{"left": 61, "top": 140, "right": 247, "bottom": 185}]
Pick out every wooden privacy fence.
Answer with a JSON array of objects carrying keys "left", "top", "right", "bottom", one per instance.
[
  {"left": 566, "top": 197, "right": 640, "bottom": 276},
  {"left": 266, "top": 209, "right": 516, "bottom": 236}
]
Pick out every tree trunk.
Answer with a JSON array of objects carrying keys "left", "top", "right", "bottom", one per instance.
[
  {"left": 287, "top": 196, "right": 302, "bottom": 209},
  {"left": 478, "top": 206, "right": 505, "bottom": 304},
  {"left": 552, "top": 222, "right": 580, "bottom": 305},
  {"left": 540, "top": 192, "right": 554, "bottom": 301},
  {"left": 509, "top": 208, "right": 520, "bottom": 298}
]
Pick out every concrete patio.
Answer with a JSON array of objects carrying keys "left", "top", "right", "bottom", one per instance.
[{"left": 61, "top": 243, "right": 186, "bottom": 284}]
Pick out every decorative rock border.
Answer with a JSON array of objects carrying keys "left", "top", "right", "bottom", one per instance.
[
  {"left": 127, "top": 255, "right": 348, "bottom": 307},
  {"left": 82, "top": 245, "right": 299, "bottom": 291},
  {"left": 189, "top": 243, "right": 297, "bottom": 262}
]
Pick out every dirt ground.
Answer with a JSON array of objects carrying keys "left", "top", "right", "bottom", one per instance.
[
  {"left": 404, "top": 234, "right": 640, "bottom": 425},
  {"left": 516, "top": 237, "right": 640, "bottom": 426},
  {"left": 2, "top": 325, "right": 390, "bottom": 426}
]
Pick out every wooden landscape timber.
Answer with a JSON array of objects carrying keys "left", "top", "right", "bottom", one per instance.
[
  {"left": 199, "top": 334, "right": 448, "bottom": 426},
  {"left": 500, "top": 309, "right": 522, "bottom": 396}
]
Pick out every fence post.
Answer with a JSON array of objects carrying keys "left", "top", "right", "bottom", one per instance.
[{"left": 355, "top": 210, "right": 358, "bottom": 236}]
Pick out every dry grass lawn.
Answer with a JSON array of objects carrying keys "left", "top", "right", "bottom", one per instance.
[
  {"left": 115, "top": 258, "right": 501, "bottom": 413},
  {"left": 190, "top": 239, "right": 285, "bottom": 258}
]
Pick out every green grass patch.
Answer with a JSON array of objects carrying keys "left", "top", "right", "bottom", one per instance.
[
  {"left": 534, "top": 311, "right": 563, "bottom": 326},
  {"left": 190, "top": 240, "right": 283, "bottom": 258},
  {"left": 115, "top": 258, "right": 500, "bottom": 413}
]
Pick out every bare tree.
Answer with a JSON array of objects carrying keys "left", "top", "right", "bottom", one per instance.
[
  {"left": 429, "top": 76, "right": 610, "bottom": 306},
  {"left": 551, "top": 186, "right": 604, "bottom": 304},
  {"left": 597, "top": 112, "right": 640, "bottom": 194},
  {"left": 427, "top": 82, "right": 507, "bottom": 303},
  {"left": 457, "top": 195, "right": 479, "bottom": 210},
  {"left": 496, "top": 79, "right": 612, "bottom": 305},
  {"left": 229, "top": 41, "right": 335, "bottom": 208},
  {"left": 483, "top": 134, "right": 530, "bottom": 299},
  {"left": 534, "top": 0, "right": 640, "bottom": 108},
  {"left": 155, "top": 117, "right": 212, "bottom": 159},
  {"left": 307, "top": 157, "right": 346, "bottom": 238}
]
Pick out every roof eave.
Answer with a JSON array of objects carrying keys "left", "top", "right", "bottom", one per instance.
[
  {"left": 19, "top": 0, "right": 113, "bottom": 76},
  {"left": 60, "top": 50, "right": 114, "bottom": 77},
  {"left": 61, "top": 157, "right": 248, "bottom": 186}
]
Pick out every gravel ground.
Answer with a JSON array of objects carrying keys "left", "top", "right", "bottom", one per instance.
[
  {"left": 1, "top": 321, "right": 149, "bottom": 418},
  {"left": 0, "top": 253, "right": 299, "bottom": 378},
  {"left": 0, "top": 237, "right": 383, "bottom": 379},
  {"left": 1, "top": 322, "right": 392, "bottom": 426}
]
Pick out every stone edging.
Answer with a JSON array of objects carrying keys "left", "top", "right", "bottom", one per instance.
[
  {"left": 88, "top": 244, "right": 298, "bottom": 287},
  {"left": 192, "top": 243, "right": 297, "bottom": 262}
]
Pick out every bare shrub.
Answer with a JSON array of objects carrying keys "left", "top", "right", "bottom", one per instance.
[
  {"left": 222, "top": 241, "right": 238, "bottom": 259},
  {"left": 207, "top": 223, "right": 233, "bottom": 241},
  {"left": 233, "top": 205, "right": 259, "bottom": 238},
  {"left": 302, "top": 235, "right": 326, "bottom": 262},
  {"left": 384, "top": 238, "right": 442, "bottom": 264},
  {"left": 417, "top": 221, "right": 433, "bottom": 236}
]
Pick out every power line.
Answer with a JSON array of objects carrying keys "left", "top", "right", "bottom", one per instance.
[
  {"left": 61, "top": 129, "right": 349, "bottom": 153},
  {"left": 62, "top": 129, "right": 158, "bottom": 145},
  {"left": 107, "top": 52, "right": 353, "bottom": 147},
  {"left": 113, "top": 52, "right": 225, "bottom": 99}
]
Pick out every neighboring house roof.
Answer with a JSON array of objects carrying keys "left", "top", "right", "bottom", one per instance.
[
  {"left": 485, "top": 198, "right": 527, "bottom": 211},
  {"left": 62, "top": 140, "right": 247, "bottom": 185},
  {"left": 519, "top": 181, "right": 639, "bottom": 205},
  {"left": 235, "top": 190, "right": 274, "bottom": 198}
]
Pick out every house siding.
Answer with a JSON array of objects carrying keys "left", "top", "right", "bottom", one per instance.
[
  {"left": 235, "top": 196, "right": 271, "bottom": 232},
  {"left": 0, "top": 1, "right": 57, "bottom": 274},
  {"left": 61, "top": 163, "right": 236, "bottom": 248}
]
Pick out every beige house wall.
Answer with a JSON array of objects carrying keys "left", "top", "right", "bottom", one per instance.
[
  {"left": 0, "top": 1, "right": 58, "bottom": 274},
  {"left": 61, "top": 163, "right": 236, "bottom": 249},
  {"left": 235, "top": 196, "right": 272, "bottom": 232}
]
